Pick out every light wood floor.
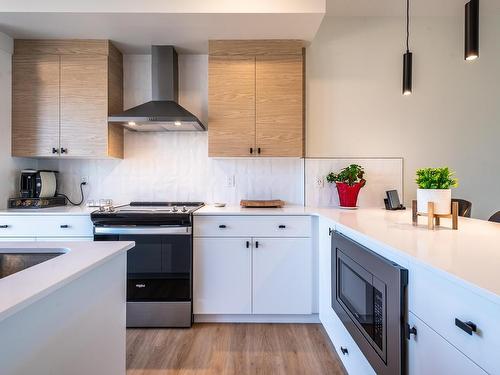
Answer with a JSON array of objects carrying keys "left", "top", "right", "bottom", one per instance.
[{"left": 127, "top": 323, "right": 346, "bottom": 375}]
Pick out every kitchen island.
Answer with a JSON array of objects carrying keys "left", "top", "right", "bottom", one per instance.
[{"left": 0, "top": 240, "right": 134, "bottom": 375}]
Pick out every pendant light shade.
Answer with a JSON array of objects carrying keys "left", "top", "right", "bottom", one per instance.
[
  {"left": 403, "top": 52, "right": 413, "bottom": 95},
  {"left": 402, "top": 0, "right": 412, "bottom": 95},
  {"left": 465, "top": 0, "right": 479, "bottom": 61}
]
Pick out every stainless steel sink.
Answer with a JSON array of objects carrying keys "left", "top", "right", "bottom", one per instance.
[{"left": 0, "top": 249, "right": 67, "bottom": 279}]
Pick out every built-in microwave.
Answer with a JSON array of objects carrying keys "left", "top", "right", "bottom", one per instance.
[{"left": 331, "top": 231, "right": 408, "bottom": 375}]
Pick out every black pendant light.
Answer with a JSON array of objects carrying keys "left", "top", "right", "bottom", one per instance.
[
  {"left": 402, "top": 0, "right": 412, "bottom": 95},
  {"left": 465, "top": 0, "right": 479, "bottom": 61}
]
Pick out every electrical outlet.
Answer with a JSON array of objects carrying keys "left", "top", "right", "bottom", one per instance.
[
  {"left": 315, "top": 176, "right": 324, "bottom": 188},
  {"left": 225, "top": 175, "right": 236, "bottom": 188},
  {"left": 81, "top": 176, "right": 89, "bottom": 184}
]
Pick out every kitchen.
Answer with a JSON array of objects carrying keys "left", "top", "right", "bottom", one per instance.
[{"left": 0, "top": 0, "right": 499, "bottom": 374}]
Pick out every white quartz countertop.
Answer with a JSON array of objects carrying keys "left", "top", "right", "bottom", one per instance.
[
  {"left": 197, "top": 205, "right": 500, "bottom": 304},
  {"left": 0, "top": 241, "right": 134, "bottom": 323},
  {"left": 0, "top": 206, "right": 96, "bottom": 216}
]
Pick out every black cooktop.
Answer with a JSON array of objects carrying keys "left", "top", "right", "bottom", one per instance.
[{"left": 91, "top": 201, "right": 204, "bottom": 226}]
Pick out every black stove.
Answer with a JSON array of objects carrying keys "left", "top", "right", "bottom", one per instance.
[
  {"left": 91, "top": 201, "right": 204, "bottom": 226},
  {"left": 91, "top": 201, "right": 204, "bottom": 328}
]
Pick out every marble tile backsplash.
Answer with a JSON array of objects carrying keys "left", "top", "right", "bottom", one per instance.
[
  {"left": 39, "top": 132, "right": 305, "bottom": 206},
  {"left": 305, "top": 158, "right": 403, "bottom": 208}
]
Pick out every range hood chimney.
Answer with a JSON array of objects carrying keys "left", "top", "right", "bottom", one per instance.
[{"left": 108, "top": 46, "right": 206, "bottom": 132}]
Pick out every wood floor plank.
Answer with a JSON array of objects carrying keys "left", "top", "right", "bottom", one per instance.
[{"left": 126, "top": 323, "right": 346, "bottom": 375}]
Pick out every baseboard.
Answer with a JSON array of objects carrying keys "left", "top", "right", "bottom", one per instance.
[{"left": 194, "top": 313, "right": 320, "bottom": 323}]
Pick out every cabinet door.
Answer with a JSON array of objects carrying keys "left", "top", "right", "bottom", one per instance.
[
  {"left": 193, "top": 238, "right": 252, "bottom": 314},
  {"left": 60, "top": 55, "right": 108, "bottom": 157},
  {"left": 12, "top": 55, "right": 60, "bottom": 157},
  {"left": 408, "top": 312, "right": 487, "bottom": 375},
  {"left": 253, "top": 238, "right": 312, "bottom": 314},
  {"left": 208, "top": 56, "right": 256, "bottom": 157},
  {"left": 256, "top": 55, "right": 304, "bottom": 157}
]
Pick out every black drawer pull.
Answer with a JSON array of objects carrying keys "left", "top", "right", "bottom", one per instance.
[
  {"left": 60, "top": 225, "right": 70, "bottom": 229},
  {"left": 52, "top": 147, "right": 59, "bottom": 154},
  {"left": 455, "top": 318, "right": 477, "bottom": 335},
  {"left": 219, "top": 224, "right": 226, "bottom": 229},
  {"left": 257, "top": 147, "right": 261, "bottom": 154},
  {"left": 406, "top": 324, "right": 417, "bottom": 340},
  {"left": 246, "top": 241, "right": 250, "bottom": 248},
  {"left": 0, "top": 225, "right": 9, "bottom": 228},
  {"left": 278, "top": 225, "right": 286, "bottom": 229},
  {"left": 340, "top": 347, "right": 348, "bottom": 355},
  {"left": 249, "top": 148, "right": 253, "bottom": 154},
  {"left": 60, "top": 147, "right": 68, "bottom": 154},
  {"left": 255, "top": 241, "right": 259, "bottom": 248},
  {"left": 329, "top": 227, "right": 333, "bottom": 236}
]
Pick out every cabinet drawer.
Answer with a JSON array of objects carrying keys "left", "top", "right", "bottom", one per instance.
[
  {"left": 0, "top": 216, "right": 38, "bottom": 237},
  {"left": 410, "top": 264, "right": 500, "bottom": 374},
  {"left": 37, "top": 216, "right": 93, "bottom": 237},
  {"left": 0, "top": 215, "right": 93, "bottom": 238},
  {"left": 408, "top": 312, "right": 487, "bottom": 375},
  {"left": 194, "top": 216, "right": 311, "bottom": 237}
]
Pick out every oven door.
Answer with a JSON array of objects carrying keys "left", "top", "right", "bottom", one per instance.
[
  {"left": 332, "top": 231, "right": 408, "bottom": 375},
  {"left": 337, "top": 249, "right": 386, "bottom": 361},
  {"left": 94, "top": 226, "right": 192, "bottom": 302}
]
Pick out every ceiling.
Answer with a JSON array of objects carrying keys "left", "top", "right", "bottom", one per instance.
[
  {"left": 0, "top": 12, "right": 324, "bottom": 54},
  {"left": 326, "top": 0, "right": 500, "bottom": 17}
]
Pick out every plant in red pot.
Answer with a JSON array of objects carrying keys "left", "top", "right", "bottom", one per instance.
[{"left": 326, "top": 164, "right": 366, "bottom": 208}]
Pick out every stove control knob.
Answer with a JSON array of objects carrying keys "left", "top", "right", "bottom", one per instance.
[
  {"left": 182, "top": 206, "right": 188, "bottom": 213},
  {"left": 172, "top": 206, "right": 178, "bottom": 212}
]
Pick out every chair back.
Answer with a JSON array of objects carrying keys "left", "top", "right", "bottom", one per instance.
[
  {"left": 451, "top": 199, "right": 472, "bottom": 218},
  {"left": 489, "top": 211, "right": 500, "bottom": 223}
]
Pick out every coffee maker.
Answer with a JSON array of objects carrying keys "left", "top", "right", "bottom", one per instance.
[{"left": 10, "top": 170, "right": 66, "bottom": 208}]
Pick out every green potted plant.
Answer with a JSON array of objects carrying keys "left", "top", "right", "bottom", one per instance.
[
  {"left": 415, "top": 167, "right": 458, "bottom": 214},
  {"left": 326, "top": 164, "right": 366, "bottom": 208}
]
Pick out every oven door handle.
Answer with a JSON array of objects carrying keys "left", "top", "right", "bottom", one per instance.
[{"left": 94, "top": 226, "right": 192, "bottom": 235}]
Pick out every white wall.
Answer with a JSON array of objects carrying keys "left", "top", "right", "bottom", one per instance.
[
  {"left": 0, "top": 0, "right": 325, "bottom": 13},
  {"left": 307, "top": 14, "right": 500, "bottom": 219},
  {"left": 41, "top": 55, "right": 305, "bottom": 206},
  {"left": 0, "top": 32, "right": 31, "bottom": 209}
]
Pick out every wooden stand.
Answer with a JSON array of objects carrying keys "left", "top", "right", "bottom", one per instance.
[{"left": 412, "top": 200, "right": 459, "bottom": 230}]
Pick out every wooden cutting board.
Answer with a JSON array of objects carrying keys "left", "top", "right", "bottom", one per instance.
[{"left": 240, "top": 199, "right": 285, "bottom": 208}]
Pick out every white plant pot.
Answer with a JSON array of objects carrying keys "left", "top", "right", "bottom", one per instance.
[{"left": 417, "top": 189, "right": 452, "bottom": 215}]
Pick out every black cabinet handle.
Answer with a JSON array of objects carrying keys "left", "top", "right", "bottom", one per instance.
[
  {"left": 219, "top": 224, "right": 226, "bottom": 229},
  {"left": 52, "top": 147, "right": 59, "bottom": 154},
  {"left": 329, "top": 228, "right": 333, "bottom": 236},
  {"left": 255, "top": 241, "right": 259, "bottom": 248},
  {"left": 257, "top": 147, "right": 261, "bottom": 154},
  {"left": 60, "top": 225, "right": 69, "bottom": 229},
  {"left": 246, "top": 241, "right": 250, "bottom": 248},
  {"left": 406, "top": 324, "right": 418, "bottom": 340},
  {"left": 249, "top": 148, "right": 253, "bottom": 154},
  {"left": 340, "top": 347, "right": 348, "bottom": 355},
  {"left": 278, "top": 225, "right": 286, "bottom": 229},
  {"left": 455, "top": 318, "right": 477, "bottom": 335},
  {"left": 60, "top": 147, "right": 68, "bottom": 154},
  {"left": 0, "top": 225, "right": 9, "bottom": 228}
]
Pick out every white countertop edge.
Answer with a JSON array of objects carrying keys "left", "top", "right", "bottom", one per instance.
[
  {"left": 332, "top": 222, "right": 500, "bottom": 307},
  {"left": 0, "top": 241, "right": 134, "bottom": 323}
]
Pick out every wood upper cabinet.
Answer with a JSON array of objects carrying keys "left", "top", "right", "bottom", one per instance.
[
  {"left": 208, "top": 56, "right": 256, "bottom": 157},
  {"left": 256, "top": 55, "right": 303, "bottom": 157},
  {"left": 208, "top": 40, "right": 304, "bottom": 158},
  {"left": 12, "top": 55, "right": 60, "bottom": 157},
  {"left": 12, "top": 40, "right": 124, "bottom": 159}
]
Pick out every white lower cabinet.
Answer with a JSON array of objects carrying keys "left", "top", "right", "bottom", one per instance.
[
  {"left": 193, "top": 238, "right": 252, "bottom": 314},
  {"left": 408, "top": 312, "right": 487, "bottom": 375},
  {"left": 193, "top": 215, "right": 312, "bottom": 316},
  {"left": 252, "top": 238, "right": 312, "bottom": 314}
]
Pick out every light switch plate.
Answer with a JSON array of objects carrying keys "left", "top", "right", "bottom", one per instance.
[
  {"left": 315, "top": 176, "right": 324, "bottom": 188},
  {"left": 225, "top": 175, "right": 236, "bottom": 188}
]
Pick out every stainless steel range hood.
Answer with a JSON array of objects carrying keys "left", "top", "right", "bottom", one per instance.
[{"left": 108, "top": 46, "right": 205, "bottom": 131}]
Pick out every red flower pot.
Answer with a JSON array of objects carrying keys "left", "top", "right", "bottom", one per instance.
[{"left": 336, "top": 181, "right": 365, "bottom": 207}]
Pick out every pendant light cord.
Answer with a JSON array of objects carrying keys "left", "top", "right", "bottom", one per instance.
[{"left": 406, "top": 0, "right": 410, "bottom": 52}]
